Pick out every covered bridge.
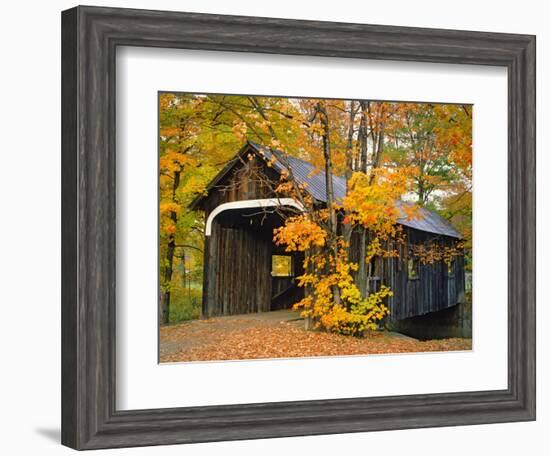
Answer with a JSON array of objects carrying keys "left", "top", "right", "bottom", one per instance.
[{"left": 190, "top": 141, "right": 466, "bottom": 329}]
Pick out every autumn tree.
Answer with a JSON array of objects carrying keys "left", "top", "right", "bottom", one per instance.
[
  {"left": 159, "top": 94, "right": 244, "bottom": 324},
  {"left": 266, "top": 99, "right": 415, "bottom": 335}
]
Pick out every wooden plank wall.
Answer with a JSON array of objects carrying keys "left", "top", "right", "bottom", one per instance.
[
  {"left": 385, "top": 228, "right": 466, "bottom": 321},
  {"left": 202, "top": 219, "right": 272, "bottom": 317},
  {"left": 349, "top": 227, "right": 466, "bottom": 321},
  {"left": 202, "top": 155, "right": 279, "bottom": 218}
]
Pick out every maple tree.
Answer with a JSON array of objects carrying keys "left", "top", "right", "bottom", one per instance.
[
  {"left": 158, "top": 94, "right": 243, "bottom": 324},
  {"left": 271, "top": 100, "right": 417, "bottom": 335}
]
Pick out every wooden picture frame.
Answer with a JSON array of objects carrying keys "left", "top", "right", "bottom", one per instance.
[{"left": 61, "top": 5, "right": 536, "bottom": 450}]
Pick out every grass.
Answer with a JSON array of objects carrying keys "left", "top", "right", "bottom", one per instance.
[{"left": 169, "top": 286, "right": 202, "bottom": 324}]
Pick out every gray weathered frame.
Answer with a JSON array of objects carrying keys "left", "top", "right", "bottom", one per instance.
[{"left": 61, "top": 5, "right": 536, "bottom": 450}]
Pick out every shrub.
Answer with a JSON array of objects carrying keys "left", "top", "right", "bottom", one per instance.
[{"left": 169, "top": 287, "right": 202, "bottom": 323}]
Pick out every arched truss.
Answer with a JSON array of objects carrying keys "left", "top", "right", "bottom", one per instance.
[{"left": 204, "top": 198, "right": 304, "bottom": 236}]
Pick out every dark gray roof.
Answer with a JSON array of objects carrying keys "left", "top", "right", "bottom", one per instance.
[
  {"left": 395, "top": 202, "right": 461, "bottom": 239},
  {"left": 251, "top": 142, "right": 461, "bottom": 239},
  {"left": 255, "top": 144, "right": 346, "bottom": 203}
]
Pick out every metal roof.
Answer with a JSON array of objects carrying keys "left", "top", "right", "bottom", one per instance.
[
  {"left": 250, "top": 142, "right": 461, "bottom": 239},
  {"left": 254, "top": 144, "right": 346, "bottom": 203},
  {"left": 395, "top": 202, "right": 461, "bottom": 239}
]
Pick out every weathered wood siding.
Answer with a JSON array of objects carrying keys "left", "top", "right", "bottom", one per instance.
[
  {"left": 203, "top": 219, "right": 272, "bottom": 317},
  {"left": 387, "top": 252, "right": 465, "bottom": 321},
  {"left": 201, "top": 155, "right": 280, "bottom": 218},
  {"left": 350, "top": 227, "right": 465, "bottom": 321}
]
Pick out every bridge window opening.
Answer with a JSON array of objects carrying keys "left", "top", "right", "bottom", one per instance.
[
  {"left": 447, "top": 259, "right": 455, "bottom": 277},
  {"left": 272, "top": 255, "right": 293, "bottom": 277},
  {"left": 408, "top": 257, "right": 419, "bottom": 280}
]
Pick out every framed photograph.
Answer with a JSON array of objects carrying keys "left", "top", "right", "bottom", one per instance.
[{"left": 61, "top": 5, "right": 536, "bottom": 450}]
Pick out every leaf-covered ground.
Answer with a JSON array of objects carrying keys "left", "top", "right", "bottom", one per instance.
[{"left": 160, "top": 310, "right": 472, "bottom": 363}]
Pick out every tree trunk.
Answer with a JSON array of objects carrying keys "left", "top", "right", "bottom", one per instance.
[
  {"left": 319, "top": 108, "right": 337, "bottom": 236},
  {"left": 317, "top": 102, "right": 340, "bottom": 305},
  {"left": 374, "top": 122, "right": 385, "bottom": 168},
  {"left": 357, "top": 227, "right": 368, "bottom": 296},
  {"left": 358, "top": 101, "right": 369, "bottom": 172},
  {"left": 160, "top": 239, "right": 175, "bottom": 325},
  {"left": 351, "top": 103, "right": 386, "bottom": 297},
  {"left": 353, "top": 102, "right": 371, "bottom": 296},
  {"left": 369, "top": 109, "right": 385, "bottom": 185},
  {"left": 343, "top": 101, "right": 357, "bottom": 253},
  {"left": 418, "top": 179, "right": 426, "bottom": 204},
  {"left": 159, "top": 169, "right": 181, "bottom": 325}
]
